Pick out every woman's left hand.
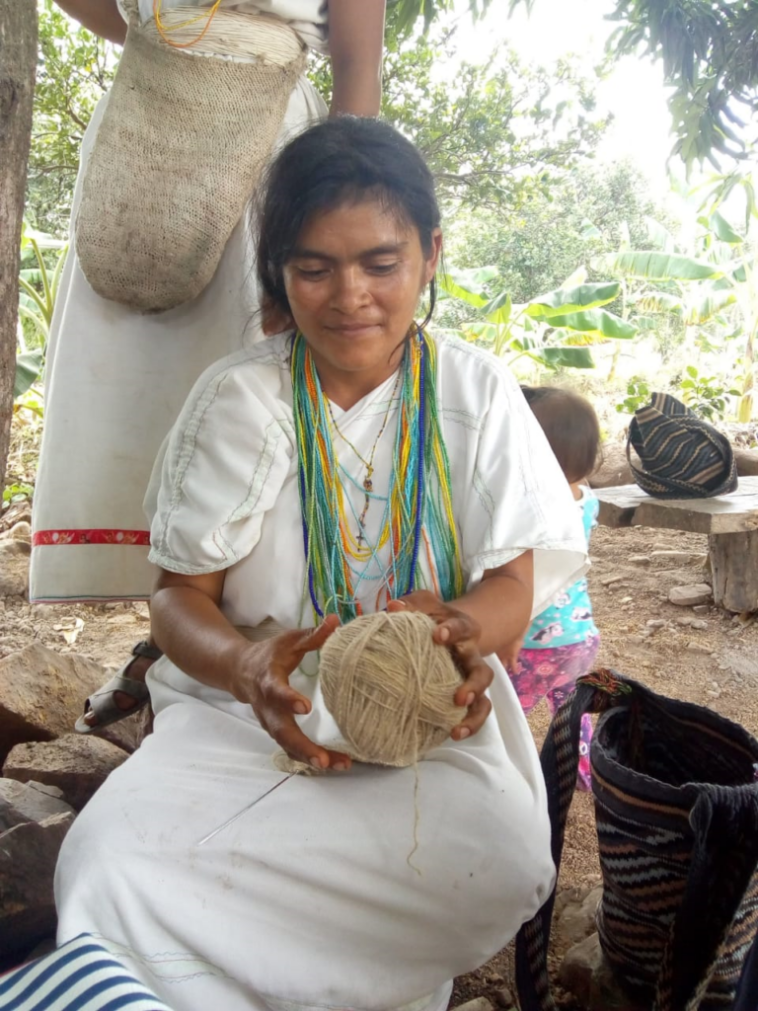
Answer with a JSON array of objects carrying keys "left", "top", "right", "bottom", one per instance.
[{"left": 386, "top": 591, "right": 492, "bottom": 741}]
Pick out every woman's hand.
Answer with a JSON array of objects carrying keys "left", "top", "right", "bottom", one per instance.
[
  {"left": 386, "top": 592, "right": 493, "bottom": 741},
  {"left": 232, "top": 615, "right": 352, "bottom": 771}
]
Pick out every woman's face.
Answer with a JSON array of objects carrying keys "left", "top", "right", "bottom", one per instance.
[{"left": 283, "top": 198, "right": 442, "bottom": 406}]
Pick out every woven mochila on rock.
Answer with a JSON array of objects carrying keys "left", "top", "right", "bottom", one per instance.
[
  {"left": 516, "top": 670, "right": 758, "bottom": 1011},
  {"left": 75, "top": 5, "right": 306, "bottom": 312}
]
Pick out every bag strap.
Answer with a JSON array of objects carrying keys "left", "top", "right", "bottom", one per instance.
[
  {"left": 515, "top": 669, "right": 629, "bottom": 1011},
  {"left": 515, "top": 670, "right": 758, "bottom": 1011},
  {"left": 657, "top": 784, "right": 758, "bottom": 1010}
]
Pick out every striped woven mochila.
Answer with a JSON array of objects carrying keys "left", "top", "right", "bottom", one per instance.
[
  {"left": 515, "top": 669, "right": 758, "bottom": 1011},
  {"left": 627, "top": 392, "right": 738, "bottom": 499}
]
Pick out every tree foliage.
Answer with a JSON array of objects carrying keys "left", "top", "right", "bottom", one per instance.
[
  {"left": 382, "top": 25, "right": 608, "bottom": 210},
  {"left": 510, "top": 0, "right": 758, "bottom": 167},
  {"left": 312, "top": 14, "right": 609, "bottom": 212},
  {"left": 28, "top": 0, "right": 117, "bottom": 233}
]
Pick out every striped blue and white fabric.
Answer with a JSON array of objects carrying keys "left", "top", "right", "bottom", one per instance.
[{"left": 0, "top": 935, "right": 171, "bottom": 1011}]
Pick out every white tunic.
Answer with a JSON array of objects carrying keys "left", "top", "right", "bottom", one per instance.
[
  {"left": 30, "top": 12, "right": 326, "bottom": 604},
  {"left": 127, "top": 0, "right": 329, "bottom": 51},
  {"left": 55, "top": 333, "right": 587, "bottom": 1011}
]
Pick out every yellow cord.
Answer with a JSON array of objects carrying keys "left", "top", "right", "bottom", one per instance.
[{"left": 153, "top": 0, "right": 223, "bottom": 49}]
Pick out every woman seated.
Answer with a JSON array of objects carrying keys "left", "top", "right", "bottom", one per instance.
[{"left": 55, "top": 118, "right": 588, "bottom": 1011}]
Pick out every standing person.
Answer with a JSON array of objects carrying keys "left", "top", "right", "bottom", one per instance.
[
  {"left": 33, "top": 0, "right": 386, "bottom": 731},
  {"left": 55, "top": 117, "right": 589, "bottom": 1011},
  {"left": 504, "top": 386, "right": 601, "bottom": 790}
]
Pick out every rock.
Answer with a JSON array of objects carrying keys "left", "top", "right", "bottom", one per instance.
[
  {"left": 646, "top": 619, "right": 666, "bottom": 629},
  {"left": 668, "top": 584, "right": 712, "bottom": 607},
  {"left": 0, "top": 779, "right": 76, "bottom": 967},
  {"left": 735, "top": 447, "right": 758, "bottom": 477},
  {"left": 601, "top": 574, "right": 626, "bottom": 587},
  {"left": 560, "top": 933, "right": 648, "bottom": 1011},
  {"left": 493, "top": 987, "right": 515, "bottom": 1009},
  {"left": 690, "top": 619, "right": 708, "bottom": 630},
  {"left": 0, "top": 643, "right": 142, "bottom": 763},
  {"left": 4, "top": 733, "right": 128, "bottom": 811},
  {"left": 687, "top": 642, "right": 713, "bottom": 655},
  {"left": 0, "top": 777, "right": 72, "bottom": 829},
  {"left": 559, "top": 932, "right": 603, "bottom": 1007},
  {"left": 589, "top": 443, "right": 634, "bottom": 489},
  {"left": 451, "top": 1001, "right": 494, "bottom": 1011},
  {"left": 555, "top": 884, "right": 603, "bottom": 946},
  {"left": 628, "top": 555, "right": 650, "bottom": 566},
  {"left": 628, "top": 635, "right": 645, "bottom": 645},
  {"left": 1, "top": 521, "right": 32, "bottom": 543},
  {"left": 0, "top": 539, "right": 31, "bottom": 597},
  {"left": 693, "top": 604, "right": 710, "bottom": 614},
  {"left": 650, "top": 550, "right": 708, "bottom": 567}
]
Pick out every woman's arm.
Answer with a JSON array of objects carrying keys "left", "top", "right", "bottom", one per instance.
[
  {"left": 52, "top": 0, "right": 127, "bottom": 44},
  {"left": 151, "top": 568, "right": 350, "bottom": 770},
  {"left": 328, "top": 0, "right": 386, "bottom": 117}
]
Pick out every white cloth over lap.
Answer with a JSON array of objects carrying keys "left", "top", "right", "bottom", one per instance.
[{"left": 55, "top": 334, "right": 586, "bottom": 1011}]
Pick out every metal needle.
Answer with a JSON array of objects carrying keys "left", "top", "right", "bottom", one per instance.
[{"left": 197, "top": 772, "right": 297, "bottom": 846}]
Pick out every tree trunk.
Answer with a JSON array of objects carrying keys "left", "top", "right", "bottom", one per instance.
[{"left": 0, "top": 0, "right": 37, "bottom": 491}]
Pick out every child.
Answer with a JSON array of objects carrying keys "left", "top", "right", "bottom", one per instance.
[{"left": 509, "top": 386, "right": 601, "bottom": 790}]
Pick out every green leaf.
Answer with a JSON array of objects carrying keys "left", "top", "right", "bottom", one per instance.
[
  {"left": 709, "top": 211, "right": 743, "bottom": 244},
  {"left": 439, "top": 266, "right": 498, "bottom": 308},
  {"left": 539, "top": 347, "right": 595, "bottom": 368},
  {"left": 14, "top": 350, "right": 44, "bottom": 399},
  {"left": 533, "top": 308, "right": 637, "bottom": 340},
  {"left": 596, "top": 252, "right": 723, "bottom": 282},
  {"left": 686, "top": 365, "right": 698, "bottom": 378},
  {"left": 482, "top": 290, "right": 512, "bottom": 325},
  {"left": 525, "top": 282, "right": 620, "bottom": 319}
]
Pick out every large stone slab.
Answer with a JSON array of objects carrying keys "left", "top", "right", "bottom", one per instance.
[
  {"left": 0, "top": 643, "right": 142, "bottom": 762},
  {"left": 0, "top": 779, "right": 76, "bottom": 968},
  {"left": 4, "top": 733, "right": 128, "bottom": 811}
]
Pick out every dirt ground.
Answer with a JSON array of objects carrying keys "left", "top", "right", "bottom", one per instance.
[{"left": 2, "top": 500, "right": 757, "bottom": 1007}]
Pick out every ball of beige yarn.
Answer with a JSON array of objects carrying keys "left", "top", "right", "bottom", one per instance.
[{"left": 319, "top": 610, "right": 467, "bottom": 767}]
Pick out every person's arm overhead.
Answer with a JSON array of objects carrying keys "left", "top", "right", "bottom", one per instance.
[
  {"left": 52, "top": 0, "right": 127, "bottom": 44},
  {"left": 328, "top": 0, "right": 385, "bottom": 118}
]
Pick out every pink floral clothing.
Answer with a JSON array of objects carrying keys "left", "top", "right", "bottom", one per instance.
[{"left": 509, "top": 635, "right": 600, "bottom": 790}]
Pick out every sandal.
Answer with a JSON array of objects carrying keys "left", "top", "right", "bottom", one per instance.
[{"left": 75, "top": 640, "right": 163, "bottom": 734}]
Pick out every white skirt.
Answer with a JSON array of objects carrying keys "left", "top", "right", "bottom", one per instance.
[
  {"left": 30, "top": 77, "right": 325, "bottom": 604},
  {"left": 55, "top": 659, "right": 555, "bottom": 1011}
]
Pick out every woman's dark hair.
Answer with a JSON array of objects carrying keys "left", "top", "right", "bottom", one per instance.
[
  {"left": 256, "top": 117, "right": 441, "bottom": 325},
  {"left": 521, "top": 386, "right": 601, "bottom": 483}
]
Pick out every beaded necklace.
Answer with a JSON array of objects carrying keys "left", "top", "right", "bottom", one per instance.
[{"left": 291, "top": 328, "right": 464, "bottom": 623}]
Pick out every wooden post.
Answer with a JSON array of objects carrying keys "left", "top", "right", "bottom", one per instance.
[
  {"left": 709, "top": 530, "right": 758, "bottom": 614},
  {"left": 0, "top": 0, "right": 38, "bottom": 490}
]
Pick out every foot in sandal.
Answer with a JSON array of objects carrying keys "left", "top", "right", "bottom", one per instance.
[{"left": 75, "top": 640, "right": 162, "bottom": 733}]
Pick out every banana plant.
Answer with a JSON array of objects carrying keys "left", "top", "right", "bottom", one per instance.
[
  {"left": 594, "top": 209, "right": 756, "bottom": 421},
  {"left": 439, "top": 265, "right": 637, "bottom": 371}
]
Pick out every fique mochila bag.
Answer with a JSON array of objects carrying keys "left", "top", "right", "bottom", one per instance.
[
  {"left": 75, "top": 1, "right": 306, "bottom": 313},
  {"left": 627, "top": 393, "right": 738, "bottom": 500},
  {"left": 516, "top": 670, "right": 758, "bottom": 1011}
]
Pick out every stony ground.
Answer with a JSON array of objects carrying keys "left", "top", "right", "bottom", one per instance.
[{"left": 2, "top": 492, "right": 757, "bottom": 1006}]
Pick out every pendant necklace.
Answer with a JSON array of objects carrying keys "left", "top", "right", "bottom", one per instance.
[{"left": 326, "top": 369, "right": 402, "bottom": 545}]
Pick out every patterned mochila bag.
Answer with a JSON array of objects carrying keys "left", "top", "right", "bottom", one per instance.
[
  {"left": 516, "top": 670, "right": 758, "bottom": 1011},
  {"left": 627, "top": 392, "right": 738, "bottom": 499}
]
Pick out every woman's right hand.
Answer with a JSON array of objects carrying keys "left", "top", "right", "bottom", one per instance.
[{"left": 231, "top": 615, "right": 352, "bottom": 772}]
